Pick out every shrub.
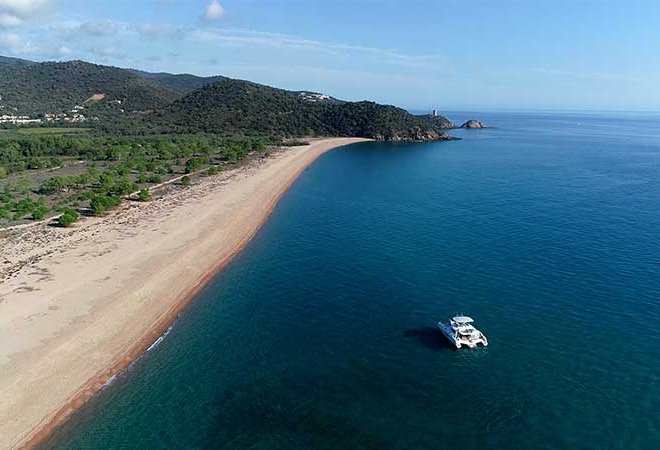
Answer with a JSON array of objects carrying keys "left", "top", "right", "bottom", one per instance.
[
  {"left": 32, "top": 205, "right": 49, "bottom": 220},
  {"left": 39, "top": 176, "right": 68, "bottom": 195},
  {"left": 90, "top": 195, "right": 122, "bottom": 216},
  {"left": 180, "top": 175, "right": 191, "bottom": 186},
  {"left": 138, "top": 173, "right": 162, "bottom": 184},
  {"left": 11, "top": 198, "right": 37, "bottom": 218},
  {"left": 99, "top": 172, "right": 117, "bottom": 190},
  {"left": 109, "top": 180, "right": 138, "bottom": 196},
  {"left": 0, "top": 166, "right": 6, "bottom": 179},
  {"left": 137, "top": 188, "right": 152, "bottom": 202},
  {"left": 58, "top": 208, "right": 80, "bottom": 227},
  {"left": 185, "top": 158, "right": 203, "bottom": 174},
  {"left": 16, "top": 178, "right": 33, "bottom": 195},
  {"left": 280, "top": 140, "right": 310, "bottom": 147},
  {"left": 205, "top": 166, "right": 221, "bottom": 176}
]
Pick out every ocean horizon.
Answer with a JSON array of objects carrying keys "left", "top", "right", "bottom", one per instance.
[{"left": 44, "top": 111, "right": 660, "bottom": 449}]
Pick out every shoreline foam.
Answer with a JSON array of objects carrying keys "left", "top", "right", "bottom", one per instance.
[{"left": 0, "top": 137, "right": 368, "bottom": 449}]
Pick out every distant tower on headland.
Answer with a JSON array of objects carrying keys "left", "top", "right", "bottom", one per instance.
[{"left": 432, "top": 109, "right": 438, "bottom": 117}]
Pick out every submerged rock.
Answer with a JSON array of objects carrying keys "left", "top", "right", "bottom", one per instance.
[{"left": 460, "top": 120, "right": 486, "bottom": 129}]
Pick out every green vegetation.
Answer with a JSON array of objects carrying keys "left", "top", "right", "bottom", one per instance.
[
  {"left": 131, "top": 70, "right": 225, "bottom": 94},
  {"left": 0, "top": 194, "right": 49, "bottom": 222},
  {"left": 0, "top": 128, "right": 90, "bottom": 136},
  {"left": 0, "top": 132, "right": 268, "bottom": 226},
  {"left": 204, "top": 166, "right": 222, "bottom": 176},
  {"left": 0, "top": 57, "right": 459, "bottom": 229},
  {"left": 0, "top": 59, "right": 453, "bottom": 141},
  {"left": 185, "top": 157, "right": 206, "bottom": 174},
  {"left": 151, "top": 78, "right": 454, "bottom": 140},
  {"left": 0, "top": 55, "right": 34, "bottom": 68},
  {"left": 58, "top": 208, "right": 79, "bottom": 227},
  {"left": 32, "top": 204, "right": 49, "bottom": 220},
  {"left": 0, "top": 61, "right": 178, "bottom": 116},
  {"left": 137, "top": 188, "right": 152, "bottom": 202},
  {"left": 90, "top": 195, "right": 122, "bottom": 216},
  {"left": 281, "top": 140, "right": 310, "bottom": 147}
]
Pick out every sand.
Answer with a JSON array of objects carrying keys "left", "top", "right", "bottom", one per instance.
[{"left": 0, "top": 137, "right": 368, "bottom": 449}]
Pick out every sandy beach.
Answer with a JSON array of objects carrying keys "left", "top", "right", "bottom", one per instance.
[{"left": 0, "top": 137, "right": 367, "bottom": 449}]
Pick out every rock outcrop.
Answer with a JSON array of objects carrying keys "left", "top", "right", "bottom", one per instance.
[
  {"left": 371, "top": 128, "right": 456, "bottom": 142},
  {"left": 460, "top": 120, "right": 486, "bottom": 129}
]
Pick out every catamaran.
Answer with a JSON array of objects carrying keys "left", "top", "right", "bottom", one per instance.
[{"left": 438, "top": 316, "right": 488, "bottom": 349}]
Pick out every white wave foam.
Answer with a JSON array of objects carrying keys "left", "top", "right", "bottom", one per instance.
[{"left": 147, "top": 325, "right": 173, "bottom": 352}]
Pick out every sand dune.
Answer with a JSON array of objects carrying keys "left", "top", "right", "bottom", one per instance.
[{"left": 0, "top": 137, "right": 368, "bottom": 449}]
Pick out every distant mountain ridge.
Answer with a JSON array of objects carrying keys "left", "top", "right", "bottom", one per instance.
[
  {"left": 0, "top": 60, "right": 179, "bottom": 115},
  {"left": 129, "top": 70, "right": 227, "bottom": 94},
  {"left": 0, "top": 55, "right": 455, "bottom": 141},
  {"left": 0, "top": 55, "right": 35, "bottom": 68}
]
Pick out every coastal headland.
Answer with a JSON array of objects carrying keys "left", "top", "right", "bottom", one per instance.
[{"left": 0, "top": 137, "right": 368, "bottom": 449}]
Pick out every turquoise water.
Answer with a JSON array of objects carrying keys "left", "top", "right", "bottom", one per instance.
[{"left": 46, "top": 112, "right": 660, "bottom": 449}]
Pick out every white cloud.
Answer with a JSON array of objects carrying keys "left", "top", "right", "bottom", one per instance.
[
  {"left": 0, "top": 12, "right": 21, "bottom": 27},
  {"left": 79, "top": 20, "right": 119, "bottom": 36},
  {"left": 133, "top": 23, "right": 182, "bottom": 39},
  {"left": 190, "top": 29, "right": 446, "bottom": 69},
  {"left": 204, "top": 0, "right": 225, "bottom": 21},
  {"left": 0, "top": 0, "right": 48, "bottom": 17},
  {"left": 0, "top": 31, "right": 34, "bottom": 53},
  {"left": 58, "top": 45, "right": 71, "bottom": 56},
  {"left": 91, "top": 46, "right": 126, "bottom": 60},
  {"left": 0, "top": 0, "right": 50, "bottom": 28}
]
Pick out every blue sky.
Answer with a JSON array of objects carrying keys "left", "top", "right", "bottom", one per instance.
[{"left": 0, "top": 0, "right": 659, "bottom": 111}]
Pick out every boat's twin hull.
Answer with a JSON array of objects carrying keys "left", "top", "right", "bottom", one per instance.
[{"left": 438, "top": 323, "right": 488, "bottom": 349}]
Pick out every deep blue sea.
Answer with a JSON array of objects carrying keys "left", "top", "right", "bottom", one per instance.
[{"left": 45, "top": 112, "right": 660, "bottom": 449}]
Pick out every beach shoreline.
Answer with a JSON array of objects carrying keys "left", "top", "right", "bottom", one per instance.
[{"left": 0, "top": 137, "right": 368, "bottom": 449}]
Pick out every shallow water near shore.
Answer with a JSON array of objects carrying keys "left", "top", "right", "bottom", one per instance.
[{"left": 45, "top": 112, "right": 660, "bottom": 449}]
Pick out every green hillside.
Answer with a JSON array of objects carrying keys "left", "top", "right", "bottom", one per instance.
[
  {"left": 0, "top": 61, "right": 179, "bottom": 115},
  {"left": 0, "top": 56, "right": 455, "bottom": 141},
  {"left": 153, "top": 78, "right": 454, "bottom": 140},
  {"left": 131, "top": 70, "right": 226, "bottom": 94},
  {"left": 0, "top": 55, "right": 34, "bottom": 68}
]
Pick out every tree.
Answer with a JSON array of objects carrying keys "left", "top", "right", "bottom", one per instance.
[{"left": 58, "top": 208, "right": 79, "bottom": 227}]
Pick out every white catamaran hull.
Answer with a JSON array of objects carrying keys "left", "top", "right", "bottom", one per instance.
[{"left": 438, "top": 322, "right": 488, "bottom": 349}]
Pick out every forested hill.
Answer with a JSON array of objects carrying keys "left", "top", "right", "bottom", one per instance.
[
  {"left": 0, "top": 55, "right": 35, "bottom": 68},
  {"left": 153, "top": 78, "right": 455, "bottom": 140},
  {"left": 0, "top": 56, "right": 456, "bottom": 141},
  {"left": 129, "top": 70, "right": 227, "bottom": 94},
  {"left": 0, "top": 61, "right": 179, "bottom": 115}
]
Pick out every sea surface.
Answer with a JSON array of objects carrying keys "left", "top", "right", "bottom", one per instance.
[{"left": 45, "top": 112, "right": 660, "bottom": 449}]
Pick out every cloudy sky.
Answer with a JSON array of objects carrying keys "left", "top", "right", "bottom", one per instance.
[{"left": 1, "top": 0, "right": 659, "bottom": 111}]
